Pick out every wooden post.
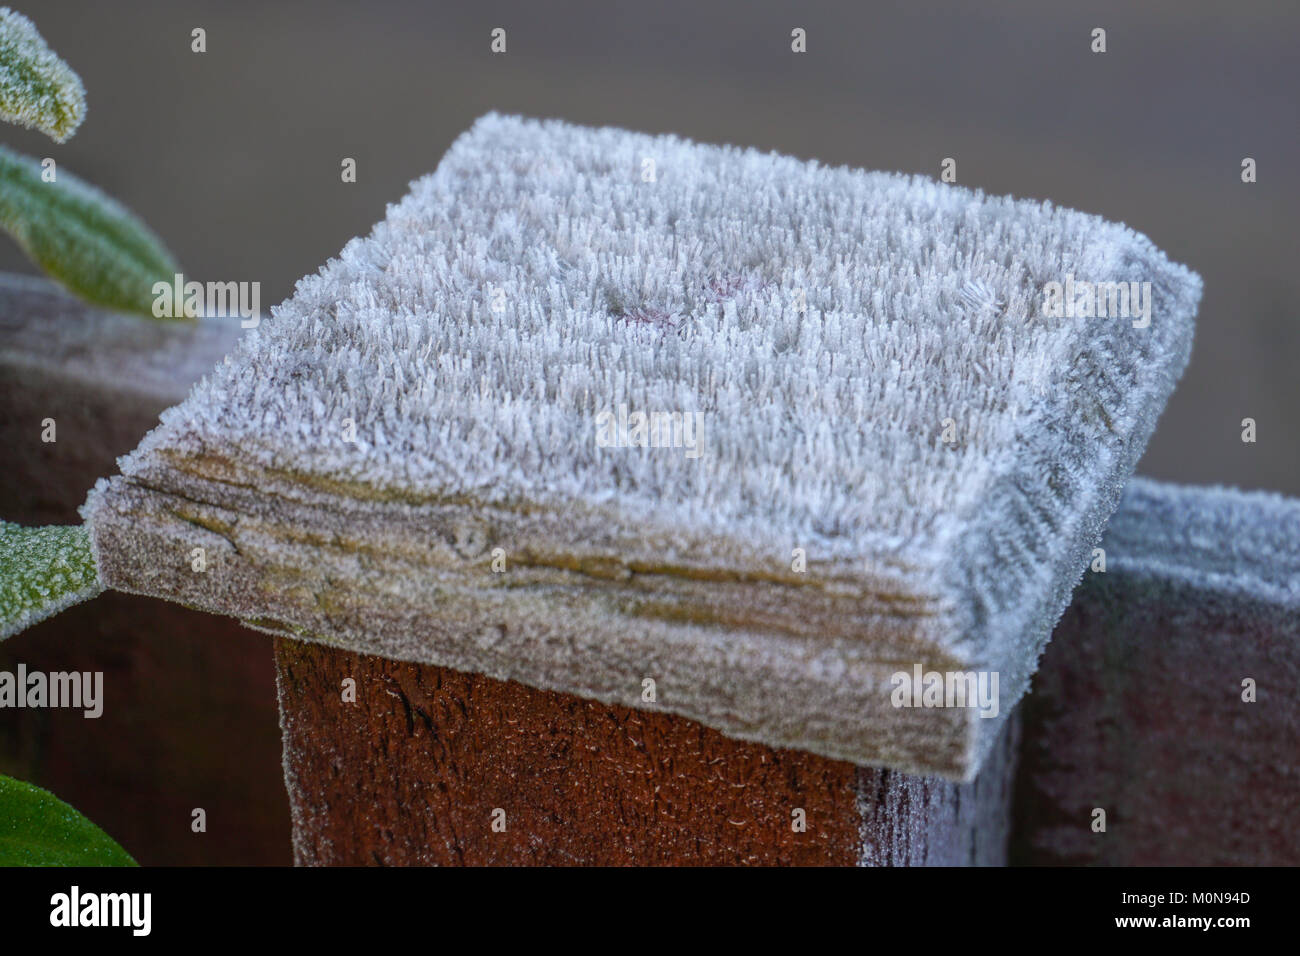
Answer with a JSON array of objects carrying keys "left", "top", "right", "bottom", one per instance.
[
  {"left": 1012, "top": 479, "right": 1300, "bottom": 866},
  {"left": 276, "top": 638, "right": 1019, "bottom": 866},
  {"left": 0, "top": 276, "right": 288, "bottom": 865}
]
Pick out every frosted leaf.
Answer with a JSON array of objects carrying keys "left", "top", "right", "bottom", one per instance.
[
  {"left": 0, "top": 8, "right": 85, "bottom": 143},
  {"left": 0, "top": 520, "right": 101, "bottom": 640},
  {"left": 0, "top": 146, "right": 184, "bottom": 317},
  {"left": 0, "top": 774, "right": 135, "bottom": 866}
]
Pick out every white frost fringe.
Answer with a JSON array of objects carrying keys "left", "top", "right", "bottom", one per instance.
[{"left": 82, "top": 114, "right": 1201, "bottom": 779}]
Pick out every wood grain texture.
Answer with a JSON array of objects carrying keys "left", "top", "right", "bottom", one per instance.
[
  {"left": 858, "top": 710, "right": 1019, "bottom": 866},
  {"left": 276, "top": 638, "right": 864, "bottom": 866},
  {"left": 0, "top": 273, "right": 1020, "bottom": 867},
  {"left": 277, "top": 637, "right": 1019, "bottom": 866}
]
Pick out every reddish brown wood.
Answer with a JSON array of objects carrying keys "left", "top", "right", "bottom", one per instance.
[
  {"left": 0, "top": 276, "right": 1018, "bottom": 867},
  {"left": 275, "top": 638, "right": 864, "bottom": 866}
]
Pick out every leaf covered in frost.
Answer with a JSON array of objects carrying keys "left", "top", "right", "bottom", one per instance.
[
  {"left": 0, "top": 146, "right": 186, "bottom": 317},
  {"left": 0, "top": 775, "right": 136, "bottom": 866},
  {"left": 0, "top": 7, "right": 85, "bottom": 142},
  {"left": 0, "top": 521, "right": 101, "bottom": 640}
]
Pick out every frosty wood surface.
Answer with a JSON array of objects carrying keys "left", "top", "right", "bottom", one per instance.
[
  {"left": 83, "top": 114, "right": 1200, "bottom": 779},
  {"left": 1013, "top": 478, "right": 1300, "bottom": 865}
]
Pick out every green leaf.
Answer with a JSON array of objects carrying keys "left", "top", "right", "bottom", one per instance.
[
  {"left": 0, "top": 775, "right": 136, "bottom": 866},
  {"left": 0, "top": 146, "right": 186, "bottom": 318},
  {"left": 0, "top": 7, "right": 85, "bottom": 142},
  {"left": 0, "top": 521, "right": 101, "bottom": 640}
]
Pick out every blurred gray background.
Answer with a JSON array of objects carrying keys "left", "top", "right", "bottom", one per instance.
[
  {"left": 10, "top": 0, "right": 1299, "bottom": 493},
  {"left": 0, "top": 0, "right": 1294, "bottom": 868}
]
